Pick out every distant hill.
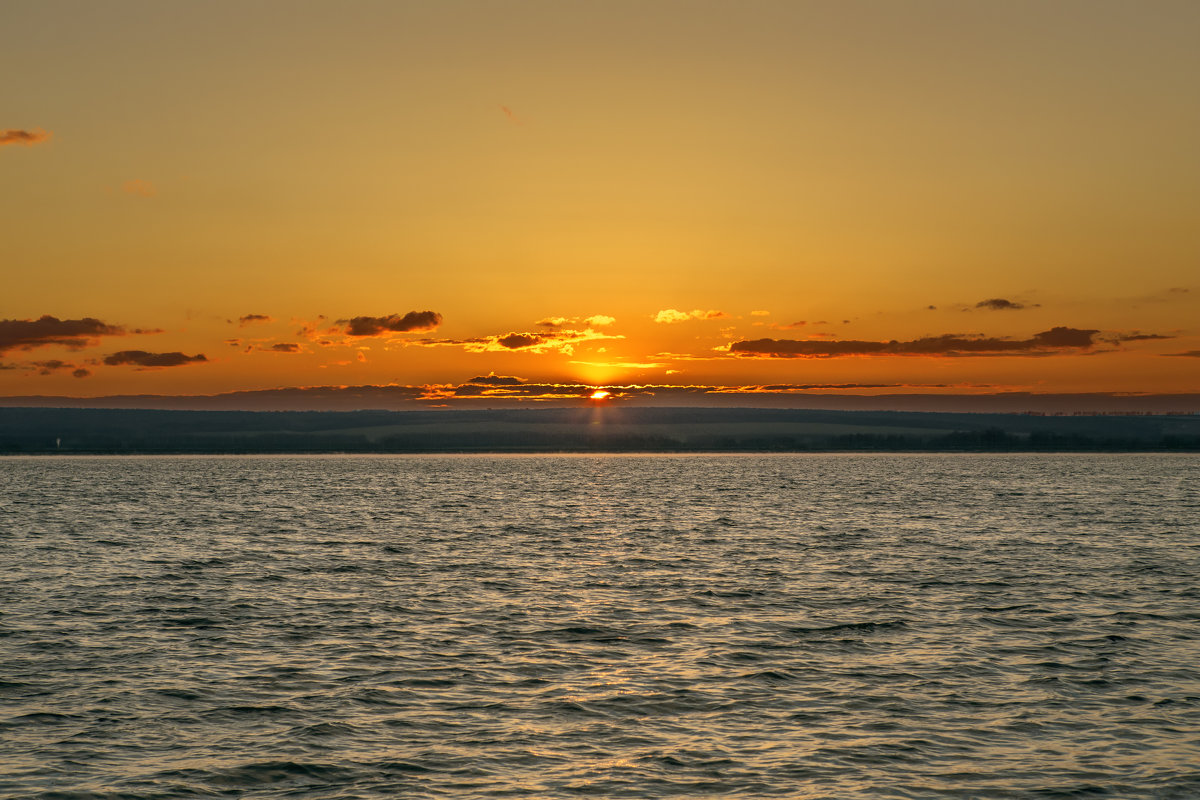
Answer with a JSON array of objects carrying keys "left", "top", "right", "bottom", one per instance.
[{"left": 2, "top": 407, "right": 1198, "bottom": 453}]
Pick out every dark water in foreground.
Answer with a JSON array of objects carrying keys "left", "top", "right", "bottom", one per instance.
[{"left": 2, "top": 454, "right": 1199, "bottom": 799}]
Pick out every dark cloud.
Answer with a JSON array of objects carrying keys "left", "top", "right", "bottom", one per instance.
[
  {"left": 1029, "top": 327, "right": 1097, "bottom": 348},
  {"left": 238, "top": 314, "right": 273, "bottom": 326},
  {"left": 342, "top": 312, "right": 442, "bottom": 336},
  {"left": 729, "top": 327, "right": 1101, "bottom": 358},
  {"left": 72, "top": 368, "right": 91, "bottom": 379},
  {"left": 1, "top": 129, "right": 51, "bottom": 147},
  {"left": 0, "top": 315, "right": 126, "bottom": 354},
  {"left": 975, "top": 298, "right": 1025, "bottom": 311},
  {"left": 103, "top": 350, "right": 208, "bottom": 368},
  {"left": 1110, "top": 332, "right": 1174, "bottom": 343},
  {"left": 30, "top": 360, "right": 74, "bottom": 375},
  {"left": 475, "top": 328, "right": 620, "bottom": 354},
  {"left": 264, "top": 343, "right": 301, "bottom": 353},
  {"left": 496, "top": 333, "right": 546, "bottom": 350},
  {"left": 467, "top": 373, "right": 526, "bottom": 385},
  {"left": 1164, "top": 351, "right": 1200, "bottom": 358}
]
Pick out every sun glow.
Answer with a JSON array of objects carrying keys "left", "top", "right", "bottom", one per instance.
[{"left": 589, "top": 390, "right": 611, "bottom": 400}]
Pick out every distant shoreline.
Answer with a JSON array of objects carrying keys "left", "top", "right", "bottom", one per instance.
[{"left": 3, "top": 406, "right": 1198, "bottom": 455}]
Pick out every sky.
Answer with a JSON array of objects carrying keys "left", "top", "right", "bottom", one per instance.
[{"left": 3, "top": 0, "right": 1198, "bottom": 409}]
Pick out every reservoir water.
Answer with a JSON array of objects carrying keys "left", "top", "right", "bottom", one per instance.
[{"left": 2, "top": 454, "right": 1198, "bottom": 798}]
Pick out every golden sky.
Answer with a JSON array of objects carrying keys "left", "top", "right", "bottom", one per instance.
[{"left": 2, "top": 1, "right": 1198, "bottom": 407}]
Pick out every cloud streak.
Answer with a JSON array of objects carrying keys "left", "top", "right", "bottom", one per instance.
[
  {"left": 0, "top": 316, "right": 126, "bottom": 354},
  {"left": 465, "top": 327, "right": 622, "bottom": 355},
  {"left": 729, "top": 327, "right": 1103, "bottom": 358},
  {"left": 1, "top": 129, "right": 51, "bottom": 147},
  {"left": 653, "top": 308, "right": 728, "bottom": 323},
  {"left": 238, "top": 314, "right": 273, "bottom": 326},
  {"left": 102, "top": 350, "right": 208, "bottom": 368},
  {"left": 975, "top": 298, "right": 1027, "bottom": 311}
]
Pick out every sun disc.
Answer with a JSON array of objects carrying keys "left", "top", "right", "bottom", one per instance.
[{"left": 590, "top": 390, "right": 611, "bottom": 400}]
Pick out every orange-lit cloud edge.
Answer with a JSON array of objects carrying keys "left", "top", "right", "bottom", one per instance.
[{"left": 1, "top": 294, "right": 1197, "bottom": 412}]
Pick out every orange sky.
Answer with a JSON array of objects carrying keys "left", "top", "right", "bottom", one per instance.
[{"left": 2, "top": 1, "right": 1198, "bottom": 407}]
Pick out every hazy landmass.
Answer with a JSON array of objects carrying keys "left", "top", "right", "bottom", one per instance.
[{"left": 2, "top": 407, "right": 1198, "bottom": 454}]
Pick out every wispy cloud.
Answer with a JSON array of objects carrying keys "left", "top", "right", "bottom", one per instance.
[
  {"left": 569, "top": 360, "right": 666, "bottom": 370},
  {"left": 408, "top": 326, "right": 622, "bottom": 356},
  {"left": 0, "top": 128, "right": 51, "bottom": 147},
  {"left": 27, "top": 359, "right": 76, "bottom": 376},
  {"left": 537, "top": 314, "right": 616, "bottom": 329},
  {"left": 121, "top": 179, "right": 156, "bottom": 197},
  {"left": 653, "top": 308, "right": 728, "bottom": 323},
  {"left": 464, "top": 328, "right": 621, "bottom": 355}
]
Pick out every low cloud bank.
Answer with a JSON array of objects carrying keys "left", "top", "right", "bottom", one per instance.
[{"left": 729, "top": 327, "right": 1103, "bottom": 358}]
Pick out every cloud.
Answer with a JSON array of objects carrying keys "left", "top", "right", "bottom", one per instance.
[
  {"left": 465, "top": 328, "right": 622, "bottom": 355},
  {"left": 29, "top": 359, "right": 75, "bottom": 375},
  {"left": 537, "top": 314, "right": 616, "bottom": 329},
  {"left": 1, "top": 129, "right": 51, "bottom": 147},
  {"left": 500, "top": 105, "right": 520, "bottom": 125},
  {"left": 1108, "top": 332, "right": 1174, "bottom": 343},
  {"left": 238, "top": 314, "right": 274, "bottom": 326},
  {"left": 264, "top": 343, "right": 301, "bottom": 353},
  {"left": 0, "top": 315, "right": 126, "bottom": 354},
  {"left": 1164, "top": 351, "right": 1200, "bottom": 358},
  {"left": 771, "top": 321, "right": 807, "bottom": 330},
  {"left": 341, "top": 311, "right": 442, "bottom": 336},
  {"left": 467, "top": 373, "right": 526, "bottom": 385},
  {"left": 975, "top": 298, "right": 1026, "bottom": 311},
  {"left": 103, "top": 350, "right": 208, "bottom": 368},
  {"left": 496, "top": 333, "right": 543, "bottom": 349},
  {"left": 729, "top": 327, "right": 1102, "bottom": 358},
  {"left": 122, "top": 179, "right": 156, "bottom": 197},
  {"left": 654, "top": 309, "right": 692, "bottom": 324},
  {"left": 750, "top": 310, "right": 770, "bottom": 316},
  {"left": 72, "top": 368, "right": 91, "bottom": 378},
  {"left": 653, "top": 308, "right": 728, "bottom": 323}
]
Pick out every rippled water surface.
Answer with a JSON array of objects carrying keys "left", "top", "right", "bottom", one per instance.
[{"left": 2, "top": 454, "right": 1199, "bottom": 799}]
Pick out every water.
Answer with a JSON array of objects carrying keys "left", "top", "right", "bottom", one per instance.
[{"left": 2, "top": 454, "right": 1198, "bottom": 799}]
